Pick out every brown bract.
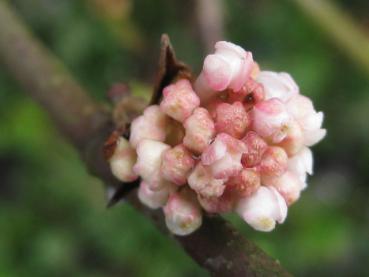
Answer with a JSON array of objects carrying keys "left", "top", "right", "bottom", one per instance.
[{"left": 150, "top": 34, "right": 192, "bottom": 105}]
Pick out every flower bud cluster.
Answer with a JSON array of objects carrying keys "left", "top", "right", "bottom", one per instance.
[{"left": 109, "top": 41, "right": 326, "bottom": 235}]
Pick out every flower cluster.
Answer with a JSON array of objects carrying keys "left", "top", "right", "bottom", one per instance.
[{"left": 109, "top": 41, "right": 326, "bottom": 235}]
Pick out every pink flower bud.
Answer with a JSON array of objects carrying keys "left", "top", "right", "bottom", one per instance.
[
  {"left": 286, "top": 95, "right": 326, "bottom": 146},
  {"left": 133, "top": 139, "right": 170, "bottom": 190},
  {"left": 129, "top": 105, "right": 168, "bottom": 148},
  {"left": 202, "top": 41, "right": 254, "bottom": 91},
  {"left": 214, "top": 101, "right": 249, "bottom": 139},
  {"left": 183, "top": 107, "right": 215, "bottom": 154},
  {"left": 257, "top": 71, "right": 299, "bottom": 102},
  {"left": 138, "top": 180, "right": 175, "bottom": 209},
  {"left": 201, "top": 133, "right": 246, "bottom": 179},
  {"left": 259, "top": 146, "right": 288, "bottom": 178},
  {"left": 277, "top": 119, "right": 304, "bottom": 156},
  {"left": 187, "top": 163, "right": 225, "bottom": 198},
  {"left": 241, "top": 131, "right": 268, "bottom": 167},
  {"left": 236, "top": 186, "right": 287, "bottom": 232},
  {"left": 161, "top": 144, "right": 195, "bottom": 185},
  {"left": 252, "top": 98, "right": 291, "bottom": 143},
  {"left": 226, "top": 168, "right": 261, "bottom": 198},
  {"left": 197, "top": 188, "right": 235, "bottom": 214},
  {"left": 109, "top": 137, "right": 138, "bottom": 182},
  {"left": 288, "top": 147, "right": 313, "bottom": 185},
  {"left": 228, "top": 79, "right": 265, "bottom": 110},
  {"left": 163, "top": 188, "right": 202, "bottom": 236},
  {"left": 160, "top": 79, "right": 200, "bottom": 122},
  {"left": 263, "top": 172, "right": 304, "bottom": 205},
  {"left": 194, "top": 72, "right": 217, "bottom": 104}
]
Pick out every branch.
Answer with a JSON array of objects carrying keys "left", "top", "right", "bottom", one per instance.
[
  {"left": 195, "top": 0, "right": 225, "bottom": 53},
  {"left": 291, "top": 0, "right": 369, "bottom": 77},
  {"left": 0, "top": 1, "right": 291, "bottom": 276}
]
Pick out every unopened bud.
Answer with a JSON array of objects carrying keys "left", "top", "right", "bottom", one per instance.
[
  {"left": 203, "top": 41, "right": 254, "bottom": 92},
  {"left": 236, "top": 186, "right": 287, "bottom": 232},
  {"left": 252, "top": 98, "right": 291, "bottom": 143},
  {"left": 164, "top": 189, "right": 202, "bottom": 236},
  {"left": 138, "top": 181, "right": 175, "bottom": 209},
  {"left": 241, "top": 131, "right": 268, "bottom": 167},
  {"left": 133, "top": 139, "right": 170, "bottom": 190},
  {"left": 109, "top": 137, "right": 138, "bottom": 182},
  {"left": 130, "top": 105, "right": 168, "bottom": 148},
  {"left": 259, "top": 146, "right": 288, "bottom": 178},
  {"left": 161, "top": 144, "right": 195, "bottom": 185},
  {"left": 214, "top": 101, "right": 249, "bottom": 139},
  {"left": 183, "top": 107, "right": 215, "bottom": 154},
  {"left": 257, "top": 71, "right": 299, "bottom": 102},
  {"left": 188, "top": 163, "right": 225, "bottom": 198},
  {"left": 160, "top": 79, "right": 200, "bottom": 122}
]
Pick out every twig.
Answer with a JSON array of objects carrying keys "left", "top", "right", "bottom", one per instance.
[
  {"left": 0, "top": 1, "right": 291, "bottom": 276},
  {"left": 291, "top": 0, "right": 369, "bottom": 77},
  {"left": 195, "top": 0, "right": 225, "bottom": 53}
]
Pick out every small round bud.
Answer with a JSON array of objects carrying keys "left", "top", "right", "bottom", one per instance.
[
  {"left": 129, "top": 105, "right": 168, "bottom": 148},
  {"left": 203, "top": 41, "right": 254, "bottom": 91},
  {"left": 188, "top": 163, "right": 225, "bottom": 198},
  {"left": 226, "top": 168, "right": 261, "bottom": 198},
  {"left": 109, "top": 137, "right": 138, "bottom": 182},
  {"left": 286, "top": 95, "right": 326, "bottom": 146},
  {"left": 241, "top": 131, "right": 268, "bottom": 168},
  {"left": 197, "top": 188, "right": 235, "bottom": 214},
  {"left": 236, "top": 186, "right": 287, "bottom": 232},
  {"left": 288, "top": 146, "right": 313, "bottom": 185},
  {"left": 278, "top": 119, "right": 304, "bottom": 156},
  {"left": 263, "top": 171, "right": 304, "bottom": 205},
  {"left": 183, "top": 107, "right": 215, "bottom": 154},
  {"left": 257, "top": 71, "right": 299, "bottom": 102},
  {"left": 214, "top": 101, "right": 249, "bottom": 139},
  {"left": 133, "top": 139, "right": 170, "bottom": 190},
  {"left": 160, "top": 79, "right": 200, "bottom": 122},
  {"left": 161, "top": 144, "right": 195, "bottom": 186},
  {"left": 259, "top": 146, "right": 288, "bottom": 178},
  {"left": 252, "top": 98, "right": 291, "bottom": 143},
  {"left": 194, "top": 72, "right": 217, "bottom": 104},
  {"left": 138, "top": 181, "right": 175, "bottom": 209},
  {"left": 201, "top": 133, "right": 246, "bottom": 179},
  {"left": 164, "top": 189, "right": 202, "bottom": 236}
]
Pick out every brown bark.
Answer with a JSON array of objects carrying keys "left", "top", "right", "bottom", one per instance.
[
  {"left": 0, "top": 1, "right": 291, "bottom": 276},
  {"left": 195, "top": 0, "right": 225, "bottom": 53}
]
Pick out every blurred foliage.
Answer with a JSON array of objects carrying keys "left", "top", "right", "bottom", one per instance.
[{"left": 1, "top": 0, "right": 369, "bottom": 276}]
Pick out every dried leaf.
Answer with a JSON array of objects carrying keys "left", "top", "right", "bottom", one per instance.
[
  {"left": 150, "top": 34, "right": 192, "bottom": 105},
  {"left": 107, "top": 181, "right": 139, "bottom": 208},
  {"left": 103, "top": 129, "right": 124, "bottom": 160}
]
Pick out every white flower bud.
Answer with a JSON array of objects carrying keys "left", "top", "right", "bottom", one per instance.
[
  {"left": 129, "top": 105, "right": 168, "bottom": 148},
  {"left": 138, "top": 181, "right": 175, "bottom": 209},
  {"left": 109, "top": 137, "right": 138, "bottom": 182},
  {"left": 187, "top": 163, "right": 225, "bottom": 198},
  {"left": 288, "top": 146, "right": 313, "bottom": 185},
  {"left": 236, "top": 186, "right": 287, "bottom": 232},
  {"left": 257, "top": 71, "right": 299, "bottom": 102},
  {"left": 163, "top": 189, "right": 202, "bottom": 236},
  {"left": 133, "top": 139, "right": 170, "bottom": 190}
]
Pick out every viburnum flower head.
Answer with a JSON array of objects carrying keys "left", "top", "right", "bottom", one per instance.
[{"left": 109, "top": 40, "right": 326, "bottom": 235}]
